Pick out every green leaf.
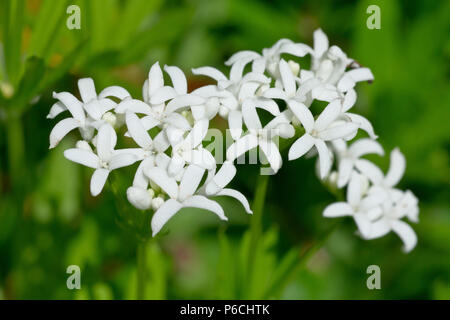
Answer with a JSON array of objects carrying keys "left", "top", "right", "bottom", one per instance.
[
  {"left": 28, "top": 0, "right": 69, "bottom": 61},
  {"left": 9, "top": 56, "right": 45, "bottom": 113},
  {"left": 2, "top": 0, "right": 25, "bottom": 86}
]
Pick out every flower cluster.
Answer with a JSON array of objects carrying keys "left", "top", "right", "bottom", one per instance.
[{"left": 48, "top": 29, "right": 419, "bottom": 251}]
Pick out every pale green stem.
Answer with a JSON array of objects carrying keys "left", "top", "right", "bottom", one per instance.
[{"left": 137, "top": 239, "right": 148, "bottom": 299}]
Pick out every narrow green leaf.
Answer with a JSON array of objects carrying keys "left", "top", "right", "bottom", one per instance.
[
  {"left": 28, "top": 0, "right": 69, "bottom": 60},
  {"left": 3, "top": 0, "right": 25, "bottom": 86}
]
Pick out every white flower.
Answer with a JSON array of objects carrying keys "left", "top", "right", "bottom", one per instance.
[
  {"left": 299, "top": 29, "right": 374, "bottom": 102},
  {"left": 201, "top": 161, "right": 252, "bottom": 214},
  {"left": 225, "top": 38, "right": 311, "bottom": 77},
  {"left": 287, "top": 99, "right": 358, "bottom": 178},
  {"left": 262, "top": 59, "right": 304, "bottom": 103},
  {"left": 333, "top": 138, "right": 384, "bottom": 188},
  {"left": 192, "top": 65, "right": 273, "bottom": 140},
  {"left": 148, "top": 164, "right": 228, "bottom": 236},
  {"left": 323, "top": 172, "right": 386, "bottom": 238},
  {"left": 168, "top": 119, "right": 216, "bottom": 177},
  {"left": 367, "top": 190, "right": 419, "bottom": 252},
  {"left": 358, "top": 148, "right": 406, "bottom": 192},
  {"left": 63, "top": 124, "right": 138, "bottom": 196},
  {"left": 115, "top": 62, "right": 202, "bottom": 145},
  {"left": 49, "top": 78, "right": 129, "bottom": 148},
  {"left": 227, "top": 101, "right": 294, "bottom": 173}
]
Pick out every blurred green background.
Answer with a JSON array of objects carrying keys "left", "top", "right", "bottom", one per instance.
[{"left": 0, "top": 0, "right": 449, "bottom": 299}]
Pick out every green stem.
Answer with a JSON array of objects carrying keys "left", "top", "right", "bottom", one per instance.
[
  {"left": 244, "top": 172, "right": 269, "bottom": 297},
  {"left": 136, "top": 239, "right": 148, "bottom": 299},
  {"left": 5, "top": 113, "right": 25, "bottom": 191},
  {"left": 264, "top": 221, "right": 341, "bottom": 299}
]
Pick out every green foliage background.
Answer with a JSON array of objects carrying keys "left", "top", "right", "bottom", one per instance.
[{"left": 0, "top": 0, "right": 449, "bottom": 299}]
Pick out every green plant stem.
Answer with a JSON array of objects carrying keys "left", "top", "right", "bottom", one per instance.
[
  {"left": 5, "top": 113, "right": 25, "bottom": 191},
  {"left": 137, "top": 239, "right": 148, "bottom": 299},
  {"left": 264, "top": 221, "right": 341, "bottom": 299},
  {"left": 245, "top": 172, "right": 270, "bottom": 295}
]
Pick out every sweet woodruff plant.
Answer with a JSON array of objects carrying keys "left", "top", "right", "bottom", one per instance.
[{"left": 48, "top": 29, "right": 419, "bottom": 252}]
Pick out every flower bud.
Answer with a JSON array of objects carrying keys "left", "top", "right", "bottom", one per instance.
[
  {"left": 288, "top": 60, "right": 300, "bottom": 76},
  {"left": 127, "top": 186, "right": 152, "bottom": 210},
  {"left": 151, "top": 196, "right": 165, "bottom": 211},
  {"left": 278, "top": 123, "right": 295, "bottom": 139}
]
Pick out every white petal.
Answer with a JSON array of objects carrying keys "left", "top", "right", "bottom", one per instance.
[
  {"left": 151, "top": 199, "right": 183, "bottom": 236},
  {"left": 189, "top": 149, "right": 216, "bottom": 170},
  {"left": 354, "top": 159, "right": 384, "bottom": 185},
  {"left": 96, "top": 124, "right": 114, "bottom": 160},
  {"left": 242, "top": 99, "right": 262, "bottom": 130},
  {"left": 99, "top": 86, "right": 131, "bottom": 100},
  {"left": 133, "top": 158, "right": 154, "bottom": 188},
  {"left": 78, "top": 78, "right": 97, "bottom": 103},
  {"left": 230, "top": 56, "right": 253, "bottom": 82},
  {"left": 217, "top": 188, "right": 252, "bottom": 214},
  {"left": 280, "top": 43, "right": 312, "bottom": 57},
  {"left": 288, "top": 134, "right": 315, "bottom": 160},
  {"left": 313, "top": 28, "right": 329, "bottom": 58},
  {"left": 90, "top": 168, "right": 109, "bottom": 196},
  {"left": 141, "top": 115, "right": 160, "bottom": 131},
  {"left": 205, "top": 162, "right": 236, "bottom": 195},
  {"left": 192, "top": 66, "right": 227, "bottom": 82},
  {"left": 146, "top": 167, "right": 179, "bottom": 199},
  {"left": 279, "top": 59, "right": 296, "bottom": 96},
  {"left": 182, "top": 195, "right": 227, "bottom": 221},
  {"left": 252, "top": 57, "right": 266, "bottom": 73},
  {"left": 226, "top": 134, "right": 259, "bottom": 161},
  {"left": 47, "top": 101, "right": 66, "bottom": 119},
  {"left": 368, "top": 219, "right": 391, "bottom": 239},
  {"left": 323, "top": 202, "right": 353, "bottom": 217},
  {"left": 391, "top": 220, "right": 417, "bottom": 253},
  {"left": 109, "top": 153, "right": 137, "bottom": 170},
  {"left": 342, "top": 89, "right": 357, "bottom": 112},
  {"left": 318, "top": 122, "right": 358, "bottom": 141},
  {"left": 166, "top": 94, "right": 205, "bottom": 114},
  {"left": 148, "top": 62, "right": 164, "bottom": 95},
  {"left": 164, "top": 65, "right": 187, "bottom": 95},
  {"left": 225, "top": 50, "right": 260, "bottom": 66},
  {"left": 349, "top": 138, "right": 384, "bottom": 158},
  {"left": 49, "top": 118, "right": 80, "bottom": 148},
  {"left": 345, "top": 113, "right": 377, "bottom": 139},
  {"left": 64, "top": 148, "right": 99, "bottom": 168},
  {"left": 167, "top": 152, "right": 184, "bottom": 176},
  {"left": 125, "top": 112, "right": 152, "bottom": 149},
  {"left": 347, "top": 172, "right": 363, "bottom": 206},
  {"left": 185, "top": 119, "right": 209, "bottom": 148},
  {"left": 165, "top": 113, "right": 191, "bottom": 131},
  {"left": 314, "top": 139, "right": 332, "bottom": 179},
  {"left": 314, "top": 99, "right": 342, "bottom": 131},
  {"left": 228, "top": 110, "right": 243, "bottom": 140},
  {"left": 337, "top": 158, "right": 353, "bottom": 188},
  {"left": 287, "top": 100, "right": 314, "bottom": 132},
  {"left": 346, "top": 68, "right": 374, "bottom": 82},
  {"left": 262, "top": 88, "right": 288, "bottom": 101},
  {"left": 385, "top": 148, "right": 406, "bottom": 188},
  {"left": 84, "top": 100, "right": 103, "bottom": 120},
  {"left": 179, "top": 164, "right": 205, "bottom": 201},
  {"left": 52, "top": 92, "right": 85, "bottom": 122},
  {"left": 150, "top": 86, "right": 177, "bottom": 105},
  {"left": 115, "top": 99, "right": 152, "bottom": 114},
  {"left": 153, "top": 131, "right": 170, "bottom": 153},
  {"left": 311, "top": 85, "right": 339, "bottom": 102},
  {"left": 259, "top": 139, "right": 282, "bottom": 172},
  {"left": 354, "top": 213, "right": 372, "bottom": 238}
]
